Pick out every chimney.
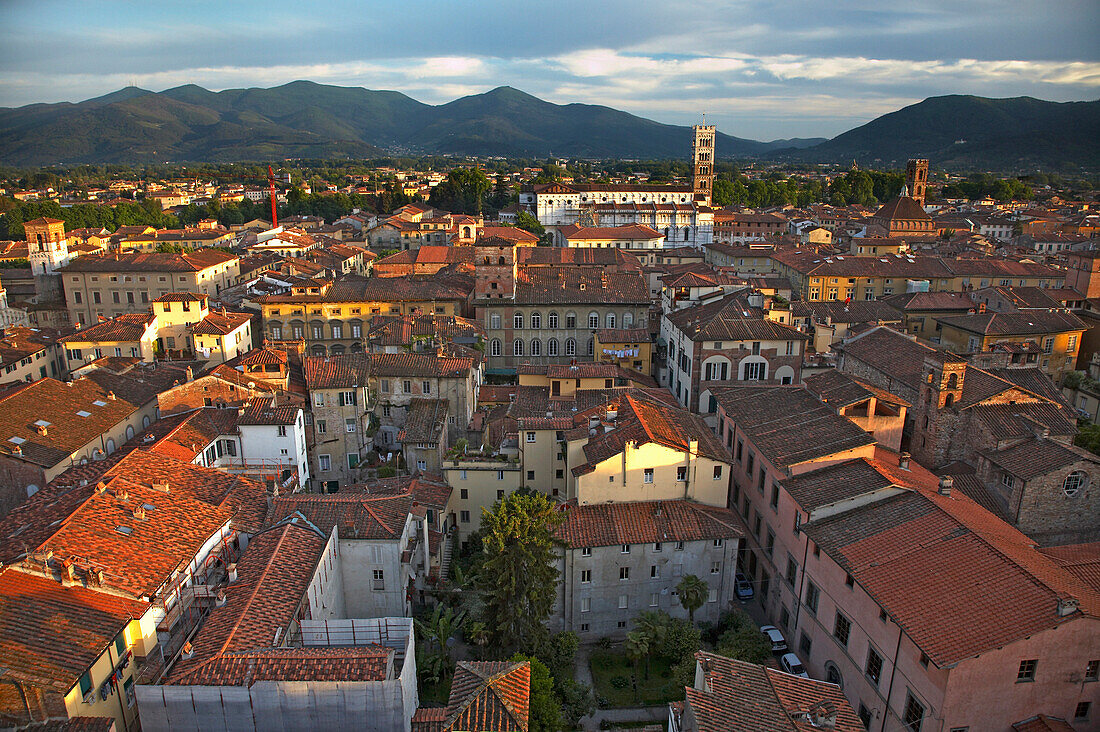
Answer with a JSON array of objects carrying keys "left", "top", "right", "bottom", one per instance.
[
  {"left": 806, "top": 700, "right": 838, "bottom": 729},
  {"left": 132, "top": 506, "right": 145, "bottom": 520},
  {"left": 899, "top": 452, "right": 911, "bottom": 470},
  {"left": 227, "top": 563, "right": 238, "bottom": 583},
  {"left": 95, "top": 481, "right": 107, "bottom": 493},
  {"left": 151, "top": 481, "right": 169, "bottom": 492},
  {"left": 61, "top": 560, "right": 75, "bottom": 582},
  {"left": 1058, "top": 597, "right": 1079, "bottom": 616},
  {"left": 36, "top": 425, "right": 47, "bottom": 436},
  {"left": 95, "top": 569, "right": 106, "bottom": 586},
  {"left": 107, "top": 391, "right": 116, "bottom": 400},
  {"left": 116, "top": 488, "right": 129, "bottom": 502},
  {"left": 216, "top": 589, "right": 228, "bottom": 607},
  {"left": 181, "top": 642, "right": 194, "bottom": 660},
  {"left": 185, "top": 366, "right": 194, "bottom": 382},
  {"left": 938, "top": 476, "right": 953, "bottom": 496}
]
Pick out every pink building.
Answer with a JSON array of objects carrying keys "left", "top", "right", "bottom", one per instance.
[{"left": 798, "top": 480, "right": 1100, "bottom": 731}]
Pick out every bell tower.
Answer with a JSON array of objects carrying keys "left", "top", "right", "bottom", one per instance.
[
  {"left": 25, "top": 217, "right": 71, "bottom": 276},
  {"left": 905, "top": 159, "right": 929, "bottom": 208},
  {"left": 692, "top": 121, "right": 716, "bottom": 207}
]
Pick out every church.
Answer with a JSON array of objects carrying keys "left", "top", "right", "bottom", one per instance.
[{"left": 869, "top": 158, "right": 936, "bottom": 236}]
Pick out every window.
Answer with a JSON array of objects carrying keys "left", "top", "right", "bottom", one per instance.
[
  {"left": 1063, "top": 470, "right": 1087, "bottom": 496},
  {"left": 345, "top": 418, "right": 356, "bottom": 433},
  {"left": 581, "top": 569, "right": 592, "bottom": 583},
  {"left": 710, "top": 561, "right": 720, "bottom": 574},
  {"left": 643, "top": 468, "right": 654, "bottom": 483},
  {"left": 677, "top": 466, "right": 687, "bottom": 481},
  {"left": 565, "top": 338, "right": 576, "bottom": 356},
  {"left": 497, "top": 470, "right": 504, "bottom": 481},
  {"left": 779, "top": 606, "right": 790, "bottom": 629},
  {"left": 382, "top": 405, "right": 391, "bottom": 417},
  {"left": 566, "top": 313, "right": 576, "bottom": 328},
  {"left": 650, "top": 592, "right": 659, "bottom": 607},
  {"left": 582, "top": 547, "right": 592, "bottom": 557},
  {"left": 490, "top": 339, "right": 502, "bottom": 356},
  {"left": 785, "top": 556, "right": 797, "bottom": 586},
  {"left": 1016, "top": 659, "right": 1037, "bottom": 682},
  {"left": 531, "top": 312, "right": 541, "bottom": 329},
  {"left": 621, "top": 544, "right": 630, "bottom": 554},
  {"left": 580, "top": 597, "right": 591, "bottom": 612},
  {"left": 460, "top": 510, "right": 470, "bottom": 523},
  {"left": 845, "top": 573, "right": 855, "bottom": 588},
  {"left": 1043, "top": 336, "right": 1054, "bottom": 354},
  {"left": 799, "top": 632, "right": 812, "bottom": 657},
  {"left": 1069, "top": 334, "right": 1078, "bottom": 351},
  {"left": 713, "top": 538, "right": 724, "bottom": 547},
  {"left": 1076, "top": 702, "right": 1091, "bottom": 722},
  {"left": 743, "top": 361, "right": 765, "bottom": 380},
  {"left": 497, "top": 489, "right": 504, "bottom": 499},
  {"left": 707, "top": 588, "right": 718, "bottom": 603},
  {"left": 319, "top": 454, "right": 331, "bottom": 471},
  {"left": 348, "top": 453, "right": 359, "bottom": 469},
  {"left": 526, "top": 431, "right": 536, "bottom": 443},
  {"left": 903, "top": 693, "right": 925, "bottom": 732},
  {"left": 805, "top": 582, "right": 819, "bottom": 615},
  {"left": 277, "top": 425, "right": 288, "bottom": 437},
  {"left": 618, "top": 594, "right": 628, "bottom": 609},
  {"left": 834, "top": 613, "right": 851, "bottom": 646},
  {"left": 713, "top": 465, "right": 722, "bottom": 480},
  {"left": 513, "top": 339, "right": 524, "bottom": 356},
  {"left": 617, "top": 566, "right": 630, "bottom": 581},
  {"left": 770, "top": 485, "right": 779, "bottom": 509},
  {"left": 548, "top": 338, "right": 559, "bottom": 356},
  {"left": 588, "top": 312, "right": 599, "bottom": 329},
  {"left": 339, "top": 390, "right": 356, "bottom": 406},
  {"left": 866, "top": 648, "right": 884, "bottom": 686},
  {"left": 372, "top": 569, "right": 385, "bottom": 591},
  {"left": 1086, "top": 659, "right": 1099, "bottom": 681},
  {"left": 490, "top": 314, "right": 501, "bottom": 329},
  {"left": 580, "top": 623, "right": 589, "bottom": 631},
  {"left": 919, "top": 652, "right": 930, "bottom": 668},
  {"left": 514, "top": 313, "right": 524, "bottom": 329},
  {"left": 858, "top": 704, "right": 872, "bottom": 729}
]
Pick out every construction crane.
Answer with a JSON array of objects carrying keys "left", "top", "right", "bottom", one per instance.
[{"left": 267, "top": 165, "right": 279, "bottom": 227}]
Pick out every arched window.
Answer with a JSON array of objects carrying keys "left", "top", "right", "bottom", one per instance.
[
  {"left": 824, "top": 662, "right": 844, "bottom": 689},
  {"left": 125, "top": 425, "right": 135, "bottom": 441},
  {"left": 588, "top": 312, "right": 599, "bottom": 329},
  {"left": 946, "top": 372, "right": 958, "bottom": 389},
  {"left": 1063, "top": 471, "right": 1088, "bottom": 497},
  {"left": 684, "top": 227, "right": 691, "bottom": 241},
  {"left": 143, "top": 415, "right": 151, "bottom": 428},
  {"left": 105, "top": 438, "right": 116, "bottom": 455},
  {"left": 531, "top": 312, "right": 541, "bottom": 329},
  {"left": 944, "top": 393, "right": 955, "bottom": 407},
  {"left": 606, "top": 313, "right": 616, "bottom": 329},
  {"left": 311, "top": 345, "right": 326, "bottom": 356},
  {"left": 548, "top": 338, "right": 559, "bottom": 356},
  {"left": 331, "top": 344, "right": 345, "bottom": 355},
  {"left": 624, "top": 312, "right": 634, "bottom": 327},
  {"left": 566, "top": 338, "right": 577, "bottom": 356},
  {"left": 566, "top": 312, "right": 577, "bottom": 328},
  {"left": 548, "top": 312, "right": 559, "bottom": 329},
  {"left": 490, "top": 339, "right": 502, "bottom": 357},
  {"left": 514, "top": 313, "right": 524, "bottom": 329},
  {"left": 513, "top": 339, "right": 524, "bottom": 356},
  {"left": 531, "top": 339, "right": 541, "bottom": 356},
  {"left": 587, "top": 338, "right": 594, "bottom": 356}
]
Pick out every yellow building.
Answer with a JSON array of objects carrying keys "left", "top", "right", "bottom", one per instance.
[
  {"left": 516, "top": 362, "right": 653, "bottom": 397},
  {"left": 61, "top": 312, "right": 159, "bottom": 366},
  {"left": 934, "top": 310, "right": 1087, "bottom": 380},
  {"left": 0, "top": 568, "right": 157, "bottom": 730},
  {"left": 258, "top": 275, "right": 470, "bottom": 357},
  {"left": 594, "top": 328, "right": 652, "bottom": 375}
]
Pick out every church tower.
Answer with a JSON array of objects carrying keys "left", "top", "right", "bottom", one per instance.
[
  {"left": 905, "top": 159, "right": 929, "bottom": 207},
  {"left": 24, "top": 217, "right": 71, "bottom": 276},
  {"left": 692, "top": 122, "right": 716, "bottom": 207}
]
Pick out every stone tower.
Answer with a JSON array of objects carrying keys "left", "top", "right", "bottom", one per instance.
[
  {"left": 473, "top": 244, "right": 517, "bottom": 300},
  {"left": 692, "top": 123, "right": 716, "bottom": 207},
  {"left": 24, "top": 217, "right": 71, "bottom": 276},
  {"left": 905, "top": 159, "right": 929, "bottom": 208}
]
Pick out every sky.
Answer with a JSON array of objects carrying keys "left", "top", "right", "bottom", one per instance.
[{"left": 0, "top": 0, "right": 1097, "bottom": 140}]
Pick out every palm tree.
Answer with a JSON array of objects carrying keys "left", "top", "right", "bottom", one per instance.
[
  {"left": 633, "top": 610, "right": 669, "bottom": 679},
  {"left": 677, "top": 575, "right": 708, "bottom": 625},
  {"left": 415, "top": 605, "right": 466, "bottom": 676},
  {"left": 623, "top": 630, "right": 649, "bottom": 702}
]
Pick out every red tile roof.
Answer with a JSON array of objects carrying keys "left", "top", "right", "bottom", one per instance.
[
  {"left": 556, "top": 500, "right": 740, "bottom": 548},
  {"left": 679, "top": 652, "right": 863, "bottom": 732},
  {"left": 304, "top": 352, "right": 476, "bottom": 389},
  {"left": 59, "top": 312, "right": 156, "bottom": 343},
  {"left": 269, "top": 492, "right": 413, "bottom": 540},
  {"left": 441, "top": 661, "right": 530, "bottom": 731},
  {"left": 190, "top": 310, "right": 252, "bottom": 336},
  {"left": 0, "top": 568, "right": 148, "bottom": 691}
]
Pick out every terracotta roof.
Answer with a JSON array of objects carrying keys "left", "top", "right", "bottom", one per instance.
[
  {"left": 517, "top": 247, "right": 642, "bottom": 269},
  {"left": 256, "top": 273, "right": 471, "bottom": 304},
  {"left": 981, "top": 437, "right": 1100, "bottom": 480},
  {"left": 366, "top": 314, "right": 484, "bottom": 346},
  {"left": 802, "top": 488, "right": 1100, "bottom": 667},
  {"left": 191, "top": 310, "right": 252, "bottom": 336},
  {"left": 713, "top": 386, "right": 875, "bottom": 470},
  {"left": 58, "top": 250, "right": 236, "bottom": 273},
  {"left": 170, "top": 646, "right": 391, "bottom": 687},
  {"left": 59, "top": 312, "right": 156, "bottom": 344},
  {"left": 556, "top": 500, "right": 740, "bottom": 548},
  {"left": 304, "top": 352, "right": 475, "bottom": 389},
  {"left": 168, "top": 515, "right": 332, "bottom": 684},
  {"left": 269, "top": 493, "right": 413, "bottom": 540},
  {"left": 882, "top": 290, "right": 975, "bottom": 312},
  {"left": 1038, "top": 542, "right": 1100, "bottom": 592},
  {"left": 151, "top": 292, "right": 207, "bottom": 303},
  {"left": 935, "top": 310, "right": 1086, "bottom": 337},
  {"left": 441, "top": 661, "right": 530, "bottom": 732},
  {"left": 399, "top": 398, "right": 448, "bottom": 444},
  {"left": 667, "top": 293, "right": 808, "bottom": 342},
  {"left": 510, "top": 268, "right": 648, "bottom": 306},
  {"left": 0, "top": 568, "right": 148, "bottom": 691},
  {"left": 1012, "top": 715, "right": 1077, "bottom": 732},
  {"left": 803, "top": 369, "right": 910, "bottom": 409},
  {"left": 0, "top": 325, "right": 62, "bottom": 369},
  {"left": 835, "top": 326, "right": 956, "bottom": 391},
  {"left": 873, "top": 195, "right": 932, "bottom": 221},
  {"left": 791, "top": 300, "right": 903, "bottom": 325},
  {"left": 680, "top": 652, "right": 863, "bottom": 732},
  {"left": 967, "top": 402, "right": 1075, "bottom": 441}
]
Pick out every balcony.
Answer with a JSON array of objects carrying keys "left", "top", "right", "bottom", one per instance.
[{"left": 221, "top": 459, "right": 300, "bottom": 492}]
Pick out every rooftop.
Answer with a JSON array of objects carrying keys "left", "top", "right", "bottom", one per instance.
[{"left": 556, "top": 500, "right": 740, "bottom": 548}]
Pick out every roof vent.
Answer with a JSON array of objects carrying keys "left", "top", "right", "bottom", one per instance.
[
  {"left": 937, "top": 476, "right": 953, "bottom": 496},
  {"left": 151, "top": 481, "right": 169, "bottom": 493},
  {"left": 35, "top": 425, "right": 47, "bottom": 436},
  {"left": 899, "top": 452, "right": 911, "bottom": 470},
  {"left": 107, "top": 391, "right": 116, "bottom": 400},
  {"left": 181, "top": 642, "right": 194, "bottom": 660},
  {"left": 227, "top": 563, "right": 238, "bottom": 583},
  {"left": 143, "top": 434, "right": 156, "bottom": 443},
  {"left": 1058, "top": 597, "right": 1079, "bottom": 616},
  {"left": 116, "top": 488, "right": 129, "bottom": 502},
  {"left": 804, "top": 700, "right": 838, "bottom": 729}
]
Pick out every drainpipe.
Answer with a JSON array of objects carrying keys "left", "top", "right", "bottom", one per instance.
[
  {"left": 880, "top": 619, "right": 905, "bottom": 732},
  {"left": 793, "top": 511, "right": 810, "bottom": 634}
]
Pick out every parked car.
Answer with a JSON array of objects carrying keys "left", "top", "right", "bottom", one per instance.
[
  {"left": 734, "top": 573, "right": 754, "bottom": 601},
  {"left": 760, "top": 625, "right": 787, "bottom": 653},
  {"left": 779, "top": 652, "right": 809, "bottom": 678}
]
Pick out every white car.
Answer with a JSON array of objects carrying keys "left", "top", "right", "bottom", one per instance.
[
  {"left": 760, "top": 625, "right": 787, "bottom": 653},
  {"left": 779, "top": 652, "right": 809, "bottom": 678}
]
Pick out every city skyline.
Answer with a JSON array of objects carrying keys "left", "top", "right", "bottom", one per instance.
[{"left": 1, "top": 0, "right": 1098, "bottom": 140}]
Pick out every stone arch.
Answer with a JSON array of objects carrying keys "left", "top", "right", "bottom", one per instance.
[
  {"left": 774, "top": 365, "right": 796, "bottom": 385},
  {"left": 738, "top": 355, "right": 768, "bottom": 381},
  {"left": 702, "top": 355, "right": 732, "bottom": 382}
]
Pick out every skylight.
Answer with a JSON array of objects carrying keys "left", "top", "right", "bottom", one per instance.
[
  {"left": 76, "top": 410, "right": 92, "bottom": 418},
  {"left": 116, "top": 526, "right": 133, "bottom": 536},
  {"left": 8, "top": 437, "right": 25, "bottom": 445},
  {"left": 34, "top": 420, "right": 51, "bottom": 428},
  {"left": 93, "top": 400, "right": 107, "bottom": 407}
]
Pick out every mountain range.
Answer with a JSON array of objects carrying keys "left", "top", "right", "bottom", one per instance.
[{"left": 0, "top": 81, "right": 1096, "bottom": 170}]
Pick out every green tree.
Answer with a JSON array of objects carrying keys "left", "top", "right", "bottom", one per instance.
[
  {"left": 711, "top": 178, "right": 735, "bottom": 207},
  {"left": 623, "top": 631, "right": 649, "bottom": 701},
  {"left": 676, "top": 575, "right": 708, "bottom": 624},
  {"left": 514, "top": 210, "right": 545, "bottom": 238},
  {"left": 508, "top": 654, "right": 562, "bottom": 732},
  {"left": 476, "top": 491, "right": 564, "bottom": 652},
  {"left": 715, "top": 609, "right": 771, "bottom": 665},
  {"left": 633, "top": 610, "right": 669, "bottom": 679}
]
